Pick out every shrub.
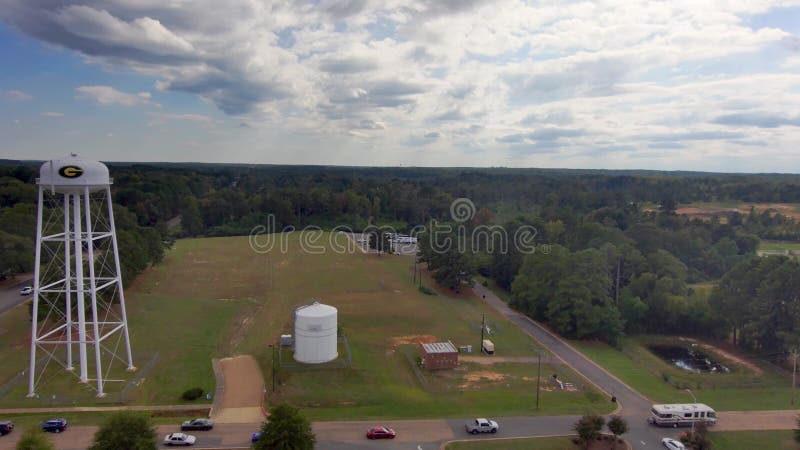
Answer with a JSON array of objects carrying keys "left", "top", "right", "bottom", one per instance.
[
  {"left": 418, "top": 285, "right": 437, "bottom": 296},
  {"left": 181, "top": 387, "right": 204, "bottom": 401}
]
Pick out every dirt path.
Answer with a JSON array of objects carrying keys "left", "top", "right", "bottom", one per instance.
[
  {"left": 460, "top": 355, "right": 562, "bottom": 365},
  {"left": 716, "top": 410, "right": 797, "bottom": 431},
  {"left": 211, "top": 355, "right": 266, "bottom": 424}
]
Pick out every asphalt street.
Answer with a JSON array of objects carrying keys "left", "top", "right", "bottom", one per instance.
[{"left": 0, "top": 276, "right": 32, "bottom": 316}]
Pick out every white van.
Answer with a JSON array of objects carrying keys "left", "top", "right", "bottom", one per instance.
[
  {"left": 482, "top": 339, "right": 494, "bottom": 355},
  {"left": 647, "top": 403, "right": 716, "bottom": 428}
]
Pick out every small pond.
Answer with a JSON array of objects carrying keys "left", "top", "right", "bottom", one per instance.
[{"left": 648, "top": 344, "right": 731, "bottom": 373}]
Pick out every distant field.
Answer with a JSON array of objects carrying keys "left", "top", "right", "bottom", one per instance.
[
  {"left": 675, "top": 201, "right": 800, "bottom": 222},
  {"left": 758, "top": 241, "right": 800, "bottom": 252},
  {"left": 0, "top": 233, "right": 611, "bottom": 421},
  {"left": 571, "top": 336, "right": 795, "bottom": 411},
  {"left": 710, "top": 430, "right": 795, "bottom": 450}
]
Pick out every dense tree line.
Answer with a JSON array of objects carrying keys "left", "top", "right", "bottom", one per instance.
[
  {"left": 0, "top": 166, "right": 165, "bottom": 284},
  {"left": 2, "top": 161, "right": 800, "bottom": 356}
]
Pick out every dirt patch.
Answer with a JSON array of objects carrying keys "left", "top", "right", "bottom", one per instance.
[
  {"left": 676, "top": 337, "right": 764, "bottom": 376},
  {"left": 458, "top": 370, "right": 507, "bottom": 388},
  {"left": 460, "top": 356, "right": 540, "bottom": 365},
  {"left": 698, "top": 343, "right": 763, "bottom": 376},
  {"left": 390, "top": 335, "right": 439, "bottom": 347},
  {"left": 218, "top": 355, "right": 264, "bottom": 409}
]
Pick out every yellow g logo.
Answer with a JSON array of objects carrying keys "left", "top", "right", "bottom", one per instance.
[{"left": 58, "top": 166, "right": 84, "bottom": 178}]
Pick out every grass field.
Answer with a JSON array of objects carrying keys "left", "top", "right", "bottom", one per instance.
[
  {"left": 445, "top": 436, "right": 577, "bottom": 450},
  {"left": 758, "top": 241, "right": 800, "bottom": 252},
  {"left": 709, "top": 430, "right": 795, "bottom": 450},
  {"left": 0, "top": 233, "right": 612, "bottom": 421},
  {"left": 444, "top": 435, "right": 627, "bottom": 450},
  {"left": 571, "top": 336, "right": 796, "bottom": 410}
]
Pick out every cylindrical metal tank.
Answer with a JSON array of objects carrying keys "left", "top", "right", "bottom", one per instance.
[
  {"left": 38, "top": 154, "right": 110, "bottom": 193},
  {"left": 294, "top": 302, "right": 338, "bottom": 364}
]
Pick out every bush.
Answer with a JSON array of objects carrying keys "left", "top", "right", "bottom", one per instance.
[
  {"left": 182, "top": 387, "right": 204, "bottom": 401},
  {"left": 418, "top": 285, "right": 437, "bottom": 296},
  {"left": 16, "top": 427, "right": 54, "bottom": 450},
  {"left": 88, "top": 412, "right": 156, "bottom": 450}
]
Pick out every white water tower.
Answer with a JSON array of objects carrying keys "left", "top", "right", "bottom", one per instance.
[
  {"left": 28, "top": 154, "right": 134, "bottom": 398},
  {"left": 294, "top": 302, "right": 338, "bottom": 364}
]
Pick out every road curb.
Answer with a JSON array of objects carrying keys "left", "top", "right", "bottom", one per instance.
[
  {"left": 439, "top": 433, "right": 633, "bottom": 450},
  {"left": 209, "top": 358, "right": 224, "bottom": 418},
  {"left": 473, "top": 283, "right": 623, "bottom": 415}
]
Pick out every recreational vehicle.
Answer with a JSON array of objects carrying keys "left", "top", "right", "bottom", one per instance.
[{"left": 647, "top": 403, "right": 716, "bottom": 428}]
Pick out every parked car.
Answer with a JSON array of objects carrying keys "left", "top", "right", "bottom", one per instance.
[
  {"left": 180, "top": 418, "right": 214, "bottom": 431},
  {"left": 465, "top": 418, "right": 498, "bottom": 434},
  {"left": 19, "top": 286, "right": 32, "bottom": 296},
  {"left": 366, "top": 426, "right": 396, "bottom": 439},
  {"left": 164, "top": 433, "right": 196, "bottom": 446},
  {"left": 41, "top": 418, "right": 67, "bottom": 433},
  {"left": 0, "top": 421, "right": 13, "bottom": 436},
  {"left": 251, "top": 431, "right": 261, "bottom": 442},
  {"left": 662, "top": 438, "right": 686, "bottom": 450}
]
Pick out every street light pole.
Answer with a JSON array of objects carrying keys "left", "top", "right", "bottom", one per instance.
[
  {"left": 270, "top": 344, "right": 276, "bottom": 393},
  {"left": 535, "top": 352, "right": 541, "bottom": 410},
  {"left": 686, "top": 388, "right": 697, "bottom": 435}
]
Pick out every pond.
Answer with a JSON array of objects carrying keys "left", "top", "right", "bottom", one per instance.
[{"left": 648, "top": 344, "right": 731, "bottom": 373}]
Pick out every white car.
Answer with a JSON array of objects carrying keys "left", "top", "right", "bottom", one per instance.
[
  {"left": 164, "top": 433, "right": 196, "bottom": 446},
  {"left": 662, "top": 438, "right": 686, "bottom": 450},
  {"left": 19, "top": 286, "right": 32, "bottom": 295}
]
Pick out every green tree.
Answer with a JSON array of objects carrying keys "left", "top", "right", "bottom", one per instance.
[
  {"left": 573, "top": 413, "right": 605, "bottom": 450},
  {"left": 606, "top": 415, "right": 628, "bottom": 441},
  {"left": 16, "top": 427, "right": 54, "bottom": 450},
  {"left": 794, "top": 415, "right": 800, "bottom": 444},
  {"left": 680, "top": 421, "right": 712, "bottom": 450},
  {"left": 88, "top": 412, "right": 157, "bottom": 450},
  {"left": 254, "top": 403, "right": 315, "bottom": 450}
]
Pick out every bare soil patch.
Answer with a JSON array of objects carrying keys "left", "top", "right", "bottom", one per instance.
[
  {"left": 218, "top": 355, "right": 264, "bottom": 409},
  {"left": 390, "top": 334, "right": 439, "bottom": 347}
]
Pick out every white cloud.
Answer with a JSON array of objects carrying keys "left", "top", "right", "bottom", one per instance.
[
  {"left": 75, "top": 86, "right": 153, "bottom": 106},
  {"left": 4, "top": 90, "right": 33, "bottom": 101},
  {"left": 41, "top": 111, "right": 64, "bottom": 117},
  {"left": 1, "top": 0, "right": 800, "bottom": 169}
]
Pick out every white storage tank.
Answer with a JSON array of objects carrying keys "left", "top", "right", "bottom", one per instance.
[{"left": 294, "top": 302, "right": 338, "bottom": 364}]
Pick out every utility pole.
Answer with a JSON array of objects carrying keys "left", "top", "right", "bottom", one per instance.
[
  {"left": 792, "top": 349, "right": 798, "bottom": 406},
  {"left": 615, "top": 257, "right": 621, "bottom": 305},
  {"left": 536, "top": 352, "right": 542, "bottom": 409},
  {"left": 413, "top": 259, "right": 417, "bottom": 284},
  {"left": 270, "top": 344, "right": 277, "bottom": 393},
  {"left": 480, "top": 314, "right": 485, "bottom": 353}
]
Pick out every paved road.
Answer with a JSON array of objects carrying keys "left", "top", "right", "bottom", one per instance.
[
  {"left": 472, "top": 282, "right": 670, "bottom": 449},
  {"left": 0, "top": 277, "right": 32, "bottom": 315}
]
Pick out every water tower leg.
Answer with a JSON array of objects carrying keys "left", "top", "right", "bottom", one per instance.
[
  {"left": 64, "top": 194, "right": 73, "bottom": 371},
  {"left": 84, "top": 186, "right": 105, "bottom": 397},
  {"left": 27, "top": 187, "right": 44, "bottom": 398},
  {"left": 73, "top": 193, "right": 89, "bottom": 383},
  {"left": 106, "top": 186, "right": 135, "bottom": 372}
]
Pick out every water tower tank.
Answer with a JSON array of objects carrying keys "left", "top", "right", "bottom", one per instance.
[
  {"left": 39, "top": 154, "right": 110, "bottom": 194},
  {"left": 294, "top": 302, "right": 338, "bottom": 364}
]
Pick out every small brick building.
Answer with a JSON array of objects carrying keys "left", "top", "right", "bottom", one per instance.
[{"left": 420, "top": 341, "right": 458, "bottom": 370}]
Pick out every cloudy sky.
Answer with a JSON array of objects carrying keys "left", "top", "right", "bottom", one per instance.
[{"left": 1, "top": 1, "right": 799, "bottom": 171}]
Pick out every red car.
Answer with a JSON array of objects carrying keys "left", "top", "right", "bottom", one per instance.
[{"left": 366, "top": 426, "right": 396, "bottom": 439}]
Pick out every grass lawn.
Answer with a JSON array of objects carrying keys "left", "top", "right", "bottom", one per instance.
[
  {"left": 709, "top": 430, "right": 795, "bottom": 450},
  {"left": 445, "top": 436, "right": 576, "bottom": 450},
  {"left": 759, "top": 241, "right": 800, "bottom": 252},
  {"left": 0, "top": 233, "right": 612, "bottom": 421},
  {"left": 445, "top": 435, "right": 626, "bottom": 450},
  {"left": 571, "top": 336, "right": 796, "bottom": 410}
]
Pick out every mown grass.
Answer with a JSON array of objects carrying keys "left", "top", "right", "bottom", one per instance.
[
  {"left": 445, "top": 436, "right": 577, "bottom": 450},
  {"left": 444, "top": 435, "right": 627, "bottom": 450},
  {"left": 759, "top": 241, "right": 800, "bottom": 251},
  {"left": 709, "top": 430, "right": 795, "bottom": 450},
  {"left": 0, "top": 233, "right": 611, "bottom": 421},
  {"left": 571, "top": 336, "right": 795, "bottom": 410}
]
